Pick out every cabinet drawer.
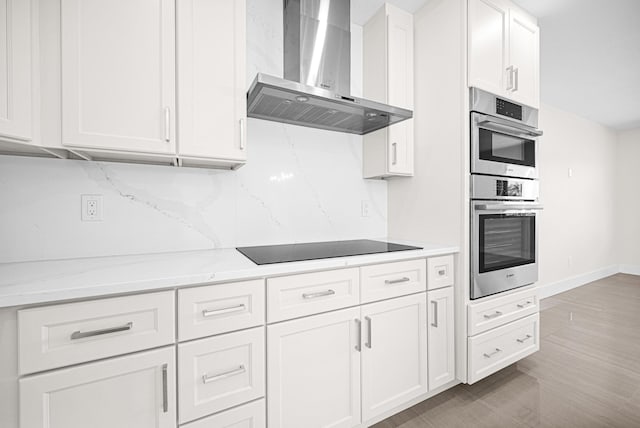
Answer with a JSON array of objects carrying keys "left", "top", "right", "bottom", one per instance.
[
  {"left": 360, "top": 259, "right": 426, "bottom": 303},
  {"left": 427, "top": 255, "right": 454, "bottom": 290},
  {"left": 468, "top": 287, "right": 538, "bottom": 336},
  {"left": 467, "top": 313, "right": 539, "bottom": 384},
  {"left": 178, "top": 327, "right": 265, "bottom": 423},
  {"left": 181, "top": 399, "right": 265, "bottom": 428},
  {"left": 18, "top": 291, "right": 175, "bottom": 375},
  {"left": 267, "top": 268, "right": 359, "bottom": 322},
  {"left": 178, "top": 279, "right": 265, "bottom": 341}
]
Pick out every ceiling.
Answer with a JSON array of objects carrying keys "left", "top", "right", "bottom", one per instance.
[
  {"left": 353, "top": 0, "right": 640, "bottom": 131},
  {"left": 513, "top": 0, "right": 640, "bottom": 130}
]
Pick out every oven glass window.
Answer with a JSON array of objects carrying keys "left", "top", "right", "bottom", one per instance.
[
  {"left": 479, "top": 213, "right": 535, "bottom": 273},
  {"left": 479, "top": 128, "right": 535, "bottom": 167}
]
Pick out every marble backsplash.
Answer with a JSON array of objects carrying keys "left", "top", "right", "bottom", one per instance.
[{"left": 0, "top": 0, "right": 387, "bottom": 263}]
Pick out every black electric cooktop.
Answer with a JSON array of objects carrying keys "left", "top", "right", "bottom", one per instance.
[{"left": 236, "top": 239, "right": 422, "bottom": 265}]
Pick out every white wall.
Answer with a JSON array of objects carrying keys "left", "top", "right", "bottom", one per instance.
[
  {"left": 537, "top": 103, "right": 618, "bottom": 289},
  {"left": 0, "top": 0, "right": 387, "bottom": 264},
  {"left": 616, "top": 127, "right": 640, "bottom": 272}
]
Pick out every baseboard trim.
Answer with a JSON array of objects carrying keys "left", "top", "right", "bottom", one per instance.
[
  {"left": 537, "top": 265, "right": 619, "bottom": 299},
  {"left": 619, "top": 265, "right": 640, "bottom": 276}
]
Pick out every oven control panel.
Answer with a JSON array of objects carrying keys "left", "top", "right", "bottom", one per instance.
[
  {"left": 496, "top": 98, "right": 523, "bottom": 121},
  {"left": 496, "top": 180, "right": 522, "bottom": 197}
]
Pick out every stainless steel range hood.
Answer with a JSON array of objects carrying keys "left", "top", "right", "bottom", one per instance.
[{"left": 247, "top": 0, "right": 413, "bottom": 135}]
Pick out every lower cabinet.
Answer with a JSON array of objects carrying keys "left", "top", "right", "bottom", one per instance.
[
  {"left": 267, "top": 307, "right": 362, "bottom": 428},
  {"left": 361, "top": 293, "right": 427, "bottom": 421},
  {"left": 267, "top": 293, "right": 429, "bottom": 428},
  {"left": 181, "top": 399, "right": 265, "bottom": 428},
  {"left": 178, "top": 326, "right": 265, "bottom": 424},
  {"left": 19, "top": 346, "right": 176, "bottom": 428},
  {"left": 427, "top": 287, "right": 455, "bottom": 390}
]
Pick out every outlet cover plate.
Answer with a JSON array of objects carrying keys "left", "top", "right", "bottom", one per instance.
[{"left": 81, "top": 194, "right": 103, "bottom": 221}]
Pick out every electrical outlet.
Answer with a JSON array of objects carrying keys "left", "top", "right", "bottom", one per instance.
[
  {"left": 567, "top": 256, "right": 572, "bottom": 267},
  {"left": 81, "top": 195, "right": 103, "bottom": 221},
  {"left": 361, "top": 200, "right": 371, "bottom": 217}
]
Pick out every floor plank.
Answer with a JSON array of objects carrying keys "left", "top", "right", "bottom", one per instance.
[{"left": 371, "top": 273, "right": 640, "bottom": 428}]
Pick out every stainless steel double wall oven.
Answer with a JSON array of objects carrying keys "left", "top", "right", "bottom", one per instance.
[{"left": 470, "top": 88, "right": 543, "bottom": 300}]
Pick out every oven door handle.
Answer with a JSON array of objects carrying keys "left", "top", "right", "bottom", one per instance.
[
  {"left": 477, "top": 116, "right": 543, "bottom": 137},
  {"left": 475, "top": 203, "right": 544, "bottom": 211}
]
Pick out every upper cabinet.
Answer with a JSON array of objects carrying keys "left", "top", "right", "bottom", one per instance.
[
  {"left": 43, "top": 0, "right": 247, "bottom": 168},
  {"left": 177, "top": 0, "right": 247, "bottom": 168},
  {"left": 468, "top": 0, "right": 539, "bottom": 108},
  {"left": 61, "top": 0, "right": 176, "bottom": 157},
  {"left": 0, "top": 0, "right": 33, "bottom": 142},
  {"left": 363, "top": 3, "right": 414, "bottom": 179}
]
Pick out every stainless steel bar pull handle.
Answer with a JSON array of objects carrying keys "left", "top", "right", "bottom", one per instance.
[
  {"left": 431, "top": 301, "right": 439, "bottom": 327},
  {"left": 483, "top": 311, "right": 502, "bottom": 320},
  {"left": 164, "top": 107, "right": 170, "bottom": 142},
  {"left": 302, "top": 289, "right": 336, "bottom": 299},
  {"left": 365, "top": 316, "right": 372, "bottom": 348},
  {"left": 355, "top": 319, "right": 362, "bottom": 352},
  {"left": 202, "top": 304, "right": 246, "bottom": 317},
  {"left": 385, "top": 277, "right": 410, "bottom": 285},
  {"left": 70, "top": 322, "right": 133, "bottom": 340},
  {"left": 483, "top": 348, "right": 502, "bottom": 358},
  {"left": 517, "top": 334, "right": 533, "bottom": 343},
  {"left": 506, "top": 66, "right": 514, "bottom": 90},
  {"left": 513, "top": 67, "right": 519, "bottom": 92},
  {"left": 239, "top": 118, "right": 245, "bottom": 150},
  {"left": 202, "top": 365, "right": 246, "bottom": 384},
  {"left": 392, "top": 142, "right": 397, "bottom": 165},
  {"left": 517, "top": 301, "right": 533, "bottom": 308},
  {"left": 161, "top": 364, "right": 168, "bottom": 413}
]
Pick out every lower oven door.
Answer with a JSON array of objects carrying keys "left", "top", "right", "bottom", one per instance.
[{"left": 471, "top": 202, "right": 542, "bottom": 300}]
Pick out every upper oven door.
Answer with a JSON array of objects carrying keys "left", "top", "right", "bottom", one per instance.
[
  {"left": 471, "top": 113, "right": 542, "bottom": 179},
  {"left": 471, "top": 202, "right": 542, "bottom": 299}
]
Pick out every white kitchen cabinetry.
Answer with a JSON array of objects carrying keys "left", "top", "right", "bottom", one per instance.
[
  {"left": 267, "top": 307, "right": 362, "bottom": 428},
  {"left": 427, "top": 286, "right": 455, "bottom": 390},
  {"left": 363, "top": 4, "right": 414, "bottom": 179},
  {"left": 361, "top": 293, "right": 427, "bottom": 421},
  {"left": 177, "top": 0, "right": 246, "bottom": 168},
  {"left": 0, "top": 0, "right": 32, "bottom": 143},
  {"left": 468, "top": 0, "right": 539, "bottom": 108},
  {"left": 19, "top": 346, "right": 176, "bottom": 428},
  {"left": 60, "top": 0, "right": 176, "bottom": 158}
]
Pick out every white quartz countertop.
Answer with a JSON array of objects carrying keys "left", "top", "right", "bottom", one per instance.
[{"left": 0, "top": 239, "right": 458, "bottom": 308}]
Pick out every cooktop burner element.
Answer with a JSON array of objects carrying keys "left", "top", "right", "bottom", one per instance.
[{"left": 236, "top": 239, "right": 422, "bottom": 265}]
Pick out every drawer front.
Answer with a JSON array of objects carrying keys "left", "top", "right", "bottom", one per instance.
[
  {"left": 468, "top": 287, "right": 538, "bottom": 336},
  {"left": 467, "top": 313, "right": 539, "bottom": 384},
  {"left": 360, "top": 259, "right": 426, "bottom": 303},
  {"left": 267, "top": 268, "right": 359, "bottom": 323},
  {"left": 179, "top": 279, "right": 265, "bottom": 341},
  {"left": 181, "top": 399, "right": 265, "bottom": 428},
  {"left": 427, "top": 255, "right": 454, "bottom": 290},
  {"left": 18, "top": 291, "right": 175, "bottom": 375},
  {"left": 178, "top": 327, "right": 265, "bottom": 423}
]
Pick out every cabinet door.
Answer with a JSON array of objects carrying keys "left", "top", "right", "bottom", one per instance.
[
  {"left": 0, "top": 0, "right": 32, "bottom": 141},
  {"left": 267, "top": 307, "right": 361, "bottom": 428},
  {"left": 361, "top": 293, "right": 427, "bottom": 422},
  {"left": 427, "top": 287, "right": 455, "bottom": 390},
  {"left": 468, "top": 0, "right": 509, "bottom": 96},
  {"left": 19, "top": 346, "right": 176, "bottom": 428},
  {"left": 61, "top": 0, "right": 176, "bottom": 154},
  {"left": 508, "top": 8, "right": 539, "bottom": 108},
  {"left": 387, "top": 120, "right": 413, "bottom": 175},
  {"left": 177, "top": 0, "right": 246, "bottom": 161}
]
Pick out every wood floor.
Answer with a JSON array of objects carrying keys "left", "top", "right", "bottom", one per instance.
[{"left": 372, "top": 273, "right": 640, "bottom": 428}]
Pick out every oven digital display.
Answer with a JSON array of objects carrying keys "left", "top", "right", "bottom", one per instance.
[
  {"left": 496, "top": 180, "right": 522, "bottom": 197},
  {"left": 496, "top": 98, "right": 523, "bottom": 120}
]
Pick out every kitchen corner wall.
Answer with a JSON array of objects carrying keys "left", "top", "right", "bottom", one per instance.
[
  {"left": 537, "top": 103, "right": 618, "bottom": 287},
  {"left": 0, "top": 0, "right": 387, "bottom": 264},
  {"left": 615, "top": 127, "right": 640, "bottom": 272}
]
